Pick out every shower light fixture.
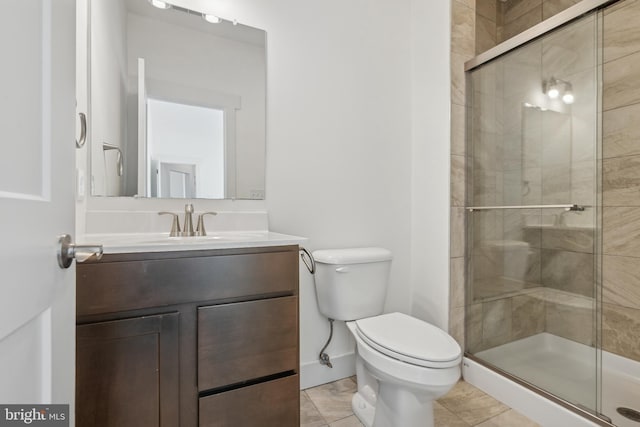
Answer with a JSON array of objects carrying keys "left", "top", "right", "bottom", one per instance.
[
  {"left": 545, "top": 77, "right": 574, "bottom": 105},
  {"left": 546, "top": 78, "right": 560, "bottom": 98},
  {"left": 562, "top": 86, "right": 575, "bottom": 104},
  {"left": 203, "top": 13, "right": 222, "bottom": 23},
  {"left": 147, "top": 0, "right": 228, "bottom": 26},
  {"left": 148, "top": 0, "right": 171, "bottom": 9}
]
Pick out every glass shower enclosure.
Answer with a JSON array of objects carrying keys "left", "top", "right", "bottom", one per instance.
[{"left": 465, "top": 11, "right": 602, "bottom": 418}]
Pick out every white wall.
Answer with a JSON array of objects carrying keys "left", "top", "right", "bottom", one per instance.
[
  {"left": 77, "top": 0, "right": 451, "bottom": 389},
  {"left": 242, "top": 0, "right": 414, "bottom": 387},
  {"left": 409, "top": 0, "right": 452, "bottom": 330},
  {"left": 90, "top": 0, "right": 128, "bottom": 196},
  {"left": 177, "top": 0, "right": 451, "bottom": 387}
]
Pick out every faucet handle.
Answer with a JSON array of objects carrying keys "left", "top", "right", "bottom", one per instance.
[
  {"left": 158, "top": 212, "right": 181, "bottom": 237},
  {"left": 195, "top": 212, "right": 218, "bottom": 236},
  {"left": 182, "top": 203, "right": 195, "bottom": 236}
]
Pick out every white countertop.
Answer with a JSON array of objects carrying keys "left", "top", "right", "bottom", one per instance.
[{"left": 80, "top": 231, "right": 307, "bottom": 254}]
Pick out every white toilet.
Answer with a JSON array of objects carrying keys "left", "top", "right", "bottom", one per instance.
[{"left": 312, "top": 247, "right": 462, "bottom": 427}]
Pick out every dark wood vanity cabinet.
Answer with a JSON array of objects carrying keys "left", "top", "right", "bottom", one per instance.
[
  {"left": 199, "top": 375, "right": 299, "bottom": 427},
  {"left": 76, "top": 245, "right": 300, "bottom": 427},
  {"left": 76, "top": 313, "right": 180, "bottom": 427}
]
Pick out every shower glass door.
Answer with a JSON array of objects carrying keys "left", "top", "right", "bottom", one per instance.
[{"left": 466, "top": 12, "right": 601, "bottom": 414}]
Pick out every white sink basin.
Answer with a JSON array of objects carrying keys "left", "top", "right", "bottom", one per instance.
[
  {"left": 139, "top": 233, "right": 266, "bottom": 244},
  {"left": 81, "top": 231, "right": 306, "bottom": 254}
]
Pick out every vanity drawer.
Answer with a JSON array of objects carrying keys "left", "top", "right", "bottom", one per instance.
[
  {"left": 199, "top": 375, "right": 299, "bottom": 427},
  {"left": 198, "top": 296, "right": 298, "bottom": 391},
  {"left": 77, "top": 248, "right": 298, "bottom": 316}
]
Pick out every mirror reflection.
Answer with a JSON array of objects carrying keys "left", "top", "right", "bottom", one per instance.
[{"left": 90, "top": 0, "right": 266, "bottom": 199}]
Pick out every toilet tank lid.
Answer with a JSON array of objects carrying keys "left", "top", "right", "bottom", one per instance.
[{"left": 312, "top": 247, "right": 392, "bottom": 264}]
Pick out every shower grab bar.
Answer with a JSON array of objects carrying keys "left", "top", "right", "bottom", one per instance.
[{"left": 466, "top": 204, "right": 586, "bottom": 212}]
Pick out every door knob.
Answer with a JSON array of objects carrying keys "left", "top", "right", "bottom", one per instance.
[{"left": 57, "top": 234, "right": 103, "bottom": 269}]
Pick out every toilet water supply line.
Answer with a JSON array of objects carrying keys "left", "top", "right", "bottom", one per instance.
[
  {"left": 300, "top": 248, "right": 334, "bottom": 369},
  {"left": 300, "top": 247, "right": 315, "bottom": 275}
]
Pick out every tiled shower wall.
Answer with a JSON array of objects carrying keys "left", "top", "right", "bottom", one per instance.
[
  {"left": 476, "top": 1, "right": 498, "bottom": 54},
  {"left": 463, "top": 10, "right": 599, "bottom": 353},
  {"left": 602, "top": 0, "right": 640, "bottom": 362},
  {"left": 450, "top": 0, "right": 637, "bottom": 355},
  {"left": 449, "top": 0, "right": 475, "bottom": 349},
  {"left": 475, "top": 0, "right": 582, "bottom": 55},
  {"left": 454, "top": 0, "right": 640, "bottom": 363}
]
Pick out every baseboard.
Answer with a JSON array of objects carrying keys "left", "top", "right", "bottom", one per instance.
[{"left": 300, "top": 352, "right": 356, "bottom": 390}]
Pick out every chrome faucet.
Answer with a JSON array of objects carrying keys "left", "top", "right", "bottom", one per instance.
[
  {"left": 195, "top": 212, "right": 218, "bottom": 236},
  {"left": 159, "top": 204, "right": 217, "bottom": 237},
  {"left": 158, "top": 212, "right": 181, "bottom": 237},
  {"left": 182, "top": 203, "right": 195, "bottom": 236},
  {"left": 158, "top": 204, "right": 193, "bottom": 237}
]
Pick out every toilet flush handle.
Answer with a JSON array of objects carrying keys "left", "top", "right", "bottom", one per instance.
[{"left": 336, "top": 266, "right": 350, "bottom": 273}]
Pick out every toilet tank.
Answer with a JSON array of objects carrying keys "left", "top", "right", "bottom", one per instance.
[{"left": 312, "top": 248, "right": 392, "bottom": 321}]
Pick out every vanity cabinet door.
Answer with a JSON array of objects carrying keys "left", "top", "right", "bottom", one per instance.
[
  {"left": 198, "top": 296, "right": 298, "bottom": 391},
  {"left": 199, "top": 374, "right": 299, "bottom": 427},
  {"left": 76, "top": 313, "right": 179, "bottom": 427}
]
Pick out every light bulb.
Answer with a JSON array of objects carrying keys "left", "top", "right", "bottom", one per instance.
[
  {"left": 203, "top": 14, "right": 222, "bottom": 23},
  {"left": 547, "top": 87, "right": 559, "bottom": 99},
  {"left": 562, "top": 91, "right": 575, "bottom": 104},
  {"left": 148, "top": 0, "right": 171, "bottom": 9}
]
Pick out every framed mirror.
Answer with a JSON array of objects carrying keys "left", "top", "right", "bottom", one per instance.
[{"left": 89, "top": 0, "right": 266, "bottom": 199}]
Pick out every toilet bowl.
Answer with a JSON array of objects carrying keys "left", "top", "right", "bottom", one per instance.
[
  {"left": 347, "top": 313, "right": 461, "bottom": 427},
  {"left": 312, "top": 248, "right": 462, "bottom": 427}
]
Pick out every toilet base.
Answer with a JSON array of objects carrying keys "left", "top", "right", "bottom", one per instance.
[
  {"left": 352, "top": 392, "right": 375, "bottom": 427},
  {"left": 374, "top": 381, "right": 435, "bottom": 427},
  {"left": 352, "top": 384, "right": 437, "bottom": 427}
]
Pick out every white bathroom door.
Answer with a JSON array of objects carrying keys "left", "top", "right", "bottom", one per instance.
[
  {"left": 0, "top": 0, "right": 76, "bottom": 416},
  {"left": 159, "top": 162, "right": 197, "bottom": 198}
]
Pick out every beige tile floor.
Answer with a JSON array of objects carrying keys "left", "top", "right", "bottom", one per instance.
[{"left": 301, "top": 377, "right": 541, "bottom": 427}]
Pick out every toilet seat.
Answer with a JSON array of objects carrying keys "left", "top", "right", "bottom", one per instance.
[{"left": 355, "top": 313, "right": 461, "bottom": 368}]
